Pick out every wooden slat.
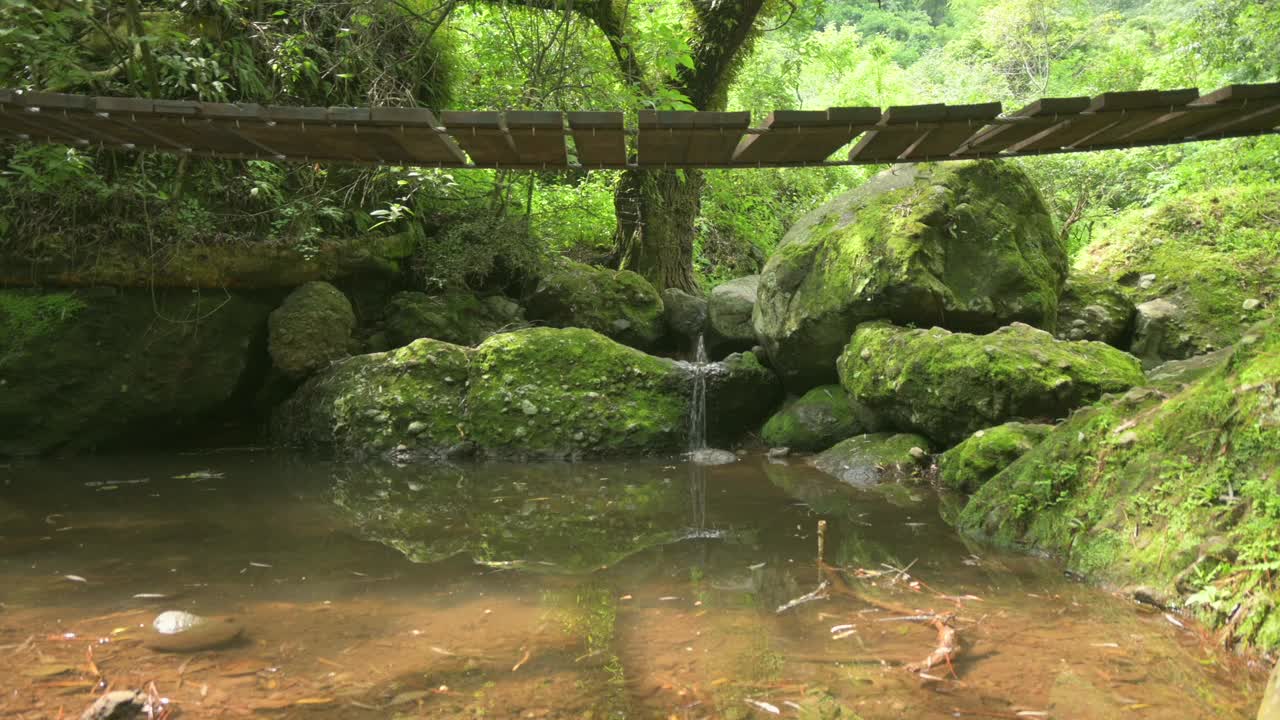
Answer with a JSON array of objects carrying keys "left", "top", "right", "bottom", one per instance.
[
  {"left": 900, "top": 102, "right": 1002, "bottom": 160},
  {"left": 441, "top": 111, "right": 519, "bottom": 165},
  {"left": 638, "top": 111, "right": 695, "bottom": 166},
  {"left": 26, "top": 95, "right": 177, "bottom": 149},
  {"left": 567, "top": 112, "right": 627, "bottom": 166},
  {"left": 506, "top": 111, "right": 567, "bottom": 166},
  {"left": 685, "top": 111, "right": 750, "bottom": 164},
  {"left": 960, "top": 97, "right": 1091, "bottom": 154},
  {"left": 848, "top": 104, "right": 944, "bottom": 161},
  {"left": 1012, "top": 90, "right": 1198, "bottom": 152},
  {"left": 1066, "top": 89, "right": 1199, "bottom": 148},
  {"left": 368, "top": 106, "right": 467, "bottom": 165},
  {"left": 1189, "top": 83, "right": 1280, "bottom": 138},
  {"left": 1121, "top": 83, "right": 1280, "bottom": 142},
  {"left": 733, "top": 107, "right": 880, "bottom": 164},
  {"left": 224, "top": 106, "right": 393, "bottom": 162}
]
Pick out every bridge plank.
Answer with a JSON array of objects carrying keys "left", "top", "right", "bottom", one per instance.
[
  {"left": 848, "top": 104, "right": 945, "bottom": 162},
  {"left": 900, "top": 102, "right": 1002, "bottom": 160},
  {"left": 1011, "top": 90, "right": 1199, "bottom": 152},
  {"left": 441, "top": 111, "right": 520, "bottom": 165},
  {"left": 959, "top": 97, "right": 1091, "bottom": 154},
  {"left": 506, "top": 111, "right": 567, "bottom": 166},
  {"left": 733, "top": 107, "right": 880, "bottom": 164},
  {"left": 367, "top": 107, "right": 467, "bottom": 165},
  {"left": 638, "top": 111, "right": 695, "bottom": 166},
  {"left": 568, "top": 112, "right": 627, "bottom": 167}
]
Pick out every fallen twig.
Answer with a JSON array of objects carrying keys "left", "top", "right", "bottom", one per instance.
[{"left": 775, "top": 581, "right": 829, "bottom": 614}]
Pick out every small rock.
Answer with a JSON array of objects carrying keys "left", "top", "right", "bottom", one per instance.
[
  {"left": 407, "top": 420, "right": 428, "bottom": 435},
  {"left": 859, "top": 348, "right": 872, "bottom": 360},
  {"left": 1242, "top": 334, "right": 1260, "bottom": 346},
  {"left": 907, "top": 446, "right": 927, "bottom": 461},
  {"left": 1138, "top": 273, "right": 1157, "bottom": 289},
  {"left": 1243, "top": 298, "right": 1261, "bottom": 311},
  {"left": 1115, "top": 430, "right": 1139, "bottom": 447},
  {"left": 521, "top": 399, "right": 538, "bottom": 416},
  {"left": 145, "top": 610, "right": 243, "bottom": 653},
  {"left": 767, "top": 447, "right": 790, "bottom": 459}
]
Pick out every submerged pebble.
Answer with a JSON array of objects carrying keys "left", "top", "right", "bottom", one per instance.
[{"left": 145, "top": 610, "right": 244, "bottom": 652}]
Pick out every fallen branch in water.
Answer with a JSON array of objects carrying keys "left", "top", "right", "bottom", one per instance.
[
  {"left": 905, "top": 613, "right": 961, "bottom": 674},
  {"left": 775, "top": 581, "right": 829, "bottom": 614}
]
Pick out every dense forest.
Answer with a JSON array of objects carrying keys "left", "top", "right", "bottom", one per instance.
[{"left": 2, "top": 0, "right": 1278, "bottom": 291}]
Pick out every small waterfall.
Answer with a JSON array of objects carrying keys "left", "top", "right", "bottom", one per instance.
[
  {"left": 688, "top": 335, "right": 709, "bottom": 453},
  {"left": 686, "top": 335, "right": 737, "bottom": 466}
]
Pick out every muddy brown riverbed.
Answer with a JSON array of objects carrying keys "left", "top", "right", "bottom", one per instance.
[{"left": 0, "top": 453, "right": 1265, "bottom": 718}]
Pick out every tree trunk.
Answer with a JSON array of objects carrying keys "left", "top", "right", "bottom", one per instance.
[{"left": 615, "top": 167, "right": 703, "bottom": 293}]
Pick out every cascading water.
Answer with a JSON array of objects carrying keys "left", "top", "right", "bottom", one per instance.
[
  {"left": 686, "top": 334, "right": 738, "bottom": 467},
  {"left": 688, "top": 335, "right": 709, "bottom": 453}
]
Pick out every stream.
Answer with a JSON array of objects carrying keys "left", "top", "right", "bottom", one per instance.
[{"left": 0, "top": 452, "right": 1264, "bottom": 718}]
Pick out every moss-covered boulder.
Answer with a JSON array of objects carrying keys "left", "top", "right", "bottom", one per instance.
[
  {"left": 1076, "top": 185, "right": 1279, "bottom": 364},
  {"left": 755, "top": 162, "right": 1065, "bottom": 390},
  {"left": 1054, "top": 273, "right": 1134, "bottom": 347},
  {"left": 839, "top": 322, "right": 1145, "bottom": 446},
  {"left": 267, "top": 282, "right": 355, "bottom": 379},
  {"left": 957, "top": 320, "right": 1280, "bottom": 651},
  {"left": 702, "top": 351, "right": 783, "bottom": 446},
  {"left": 708, "top": 275, "right": 759, "bottom": 355},
  {"left": 761, "top": 385, "right": 879, "bottom": 452},
  {"left": 467, "top": 327, "right": 687, "bottom": 458},
  {"left": 525, "top": 258, "right": 665, "bottom": 350},
  {"left": 1, "top": 288, "right": 276, "bottom": 457},
  {"left": 273, "top": 338, "right": 472, "bottom": 461},
  {"left": 937, "top": 422, "right": 1054, "bottom": 493},
  {"left": 381, "top": 290, "right": 523, "bottom": 348},
  {"left": 811, "top": 433, "right": 930, "bottom": 488}
]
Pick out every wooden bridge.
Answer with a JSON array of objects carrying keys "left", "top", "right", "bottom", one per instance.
[{"left": 1, "top": 83, "right": 1277, "bottom": 169}]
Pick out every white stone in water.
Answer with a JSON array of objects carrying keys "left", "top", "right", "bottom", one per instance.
[
  {"left": 689, "top": 448, "right": 738, "bottom": 466},
  {"left": 153, "top": 610, "right": 206, "bottom": 635}
]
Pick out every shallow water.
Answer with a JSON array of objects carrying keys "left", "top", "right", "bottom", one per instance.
[{"left": 0, "top": 452, "right": 1264, "bottom": 719}]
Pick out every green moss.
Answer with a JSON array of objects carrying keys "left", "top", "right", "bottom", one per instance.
[
  {"left": 704, "top": 351, "right": 784, "bottom": 446},
  {"left": 959, "top": 318, "right": 1280, "bottom": 651},
  {"left": 839, "top": 321, "right": 1144, "bottom": 446},
  {"left": 466, "top": 327, "right": 687, "bottom": 457},
  {"left": 267, "top": 281, "right": 355, "bottom": 378},
  {"left": 0, "top": 290, "right": 86, "bottom": 369},
  {"left": 274, "top": 337, "right": 472, "bottom": 459},
  {"left": 811, "top": 432, "right": 930, "bottom": 487},
  {"left": 1055, "top": 272, "right": 1135, "bottom": 347},
  {"left": 1077, "top": 185, "right": 1279, "bottom": 360},
  {"left": 381, "top": 290, "right": 523, "bottom": 347},
  {"left": 1, "top": 288, "right": 276, "bottom": 457},
  {"left": 761, "top": 384, "right": 878, "bottom": 451},
  {"left": 938, "top": 422, "right": 1054, "bottom": 493},
  {"left": 525, "top": 257, "right": 665, "bottom": 350},
  {"left": 755, "top": 161, "right": 1065, "bottom": 389}
]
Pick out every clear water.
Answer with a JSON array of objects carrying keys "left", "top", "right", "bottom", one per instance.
[{"left": 0, "top": 452, "right": 1265, "bottom": 718}]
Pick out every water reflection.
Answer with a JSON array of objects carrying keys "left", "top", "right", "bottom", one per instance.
[{"left": 0, "top": 452, "right": 1265, "bottom": 719}]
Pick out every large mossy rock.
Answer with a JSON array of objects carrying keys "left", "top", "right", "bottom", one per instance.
[
  {"left": 268, "top": 281, "right": 355, "bottom": 379},
  {"left": 708, "top": 275, "right": 760, "bottom": 355},
  {"left": 467, "top": 327, "right": 687, "bottom": 458},
  {"left": 958, "top": 320, "right": 1280, "bottom": 651},
  {"left": 811, "top": 433, "right": 930, "bottom": 488},
  {"left": 702, "top": 351, "right": 783, "bottom": 446},
  {"left": 839, "top": 322, "right": 1145, "bottom": 446},
  {"left": 525, "top": 258, "right": 665, "bottom": 350},
  {"left": 273, "top": 338, "right": 472, "bottom": 461},
  {"left": 937, "top": 422, "right": 1054, "bottom": 493},
  {"left": 381, "top": 290, "right": 523, "bottom": 348},
  {"left": 761, "top": 385, "right": 879, "bottom": 452},
  {"left": 1076, "top": 185, "right": 1279, "bottom": 364},
  {"left": 755, "top": 162, "right": 1065, "bottom": 390},
  {"left": 1054, "top": 273, "right": 1135, "bottom": 347},
  {"left": 0, "top": 288, "right": 275, "bottom": 456}
]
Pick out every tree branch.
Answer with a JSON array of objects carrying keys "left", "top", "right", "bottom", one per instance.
[{"left": 680, "top": 0, "right": 769, "bottom": 109}]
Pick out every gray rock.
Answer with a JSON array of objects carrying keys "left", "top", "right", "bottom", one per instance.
[
  {"left": 1257, "top": 658, "right": 1280, "bottom": 720},
  {"left": 79, "top": 690, "right": 146, "bottom": 720},
  {"left": 707, "top": 275, "right": 759, "bottom": 355},
  {"left": 145, "top": 610, "right": 244, "bottom": 652},
  {"left": 1244, "top": 298, "right": 1262, "bottom": 311},
  {"left": 525, "top": 257, "right": 664, "bottom": 350},
  {"left": 1054, "top": 273, "right": 1135, "bottom": 347},
  {"left": 662, "top": 287, "right": 708, "bottom": 346},
  {"left": 268, "top": 281, "right": 356, "bottom": 379},
  {"left": 1131, "top": 297, "right": 1196, "bottom": 368},
  {"left": 382, "top": 290, "right": 524, "bottom": 348}
]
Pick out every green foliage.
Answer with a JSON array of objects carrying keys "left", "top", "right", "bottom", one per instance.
[{"left": 0, "top": 291, "right": 86, "bottom": 368}]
